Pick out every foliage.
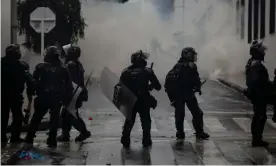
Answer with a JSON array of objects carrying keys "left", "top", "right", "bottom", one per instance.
[{"left": 17, "top": 0, "right": 87, "bottom": 52}]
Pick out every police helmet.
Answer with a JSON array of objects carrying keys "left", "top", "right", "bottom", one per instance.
[
  {"left": 131, "top": 50, "right": 149, "bottom": 64},
  {"left": 181, "top": 47, "right": 197, "bottom": 62},
  {"left": 67, "top": 46, "right": 81, "bottom": 59},
  {"left": 5, "top": 44, "right": 21, "bottom": 60},
  {"left": 44, "top": 46, "right": 61, "bottom": 63},
  {"left": 250, "top": 40, "right": 267, "bottom": 59}
]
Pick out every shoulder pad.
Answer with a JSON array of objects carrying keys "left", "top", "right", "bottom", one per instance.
[
  {"left": 145, "top": 67, "right": 154, "bottom": 73},
  {"left": 188, "top": 62, "right": 197, "bottom": 69},
  {"left": 20, "top": 61, "right": 30, "bottom": 70},
  {"left": 251, "top": 60, "right": 262, "bottom": 67}
]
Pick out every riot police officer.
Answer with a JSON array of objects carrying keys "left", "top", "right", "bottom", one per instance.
[
  {"left": 57, "top": 45, "right": 91, "bottom": 142},
  {"left": 120, "top": 50, "right": 161, "bottom": 148},
  {"left": 1, "top": 44, "right": 33, "bottom": 144},
  {"left": 165, "top": 47, "right": 209, "bottom": 140},
  {"left": 271, "top": 68, "right": 276, "bottom": 122},
  {"left": 24, "top": 46, "right": 73, "bottom": 147},
  {"left": 245, "top": 41, "right": 270, "bottom": 147}
]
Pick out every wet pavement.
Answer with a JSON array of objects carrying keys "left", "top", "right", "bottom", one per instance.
[{"left": 2, "top": 79, "right": 276, "bottom": 165}]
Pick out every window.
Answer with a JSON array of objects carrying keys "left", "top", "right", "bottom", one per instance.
[
  {"left": 248, "top": 0, "right": 253, "bottom": 43},
  {"left": 270, "top": 0, "right": 275, "bottom": 34},
  {"left": 253, "top": 0, "right": 259, "bottom": 40},
  {"left": 241, "top": 0, "right": 245, "bottom": 39},
  {"left": 236, "top": 0, "right": 240, "bottom": 35},
  {"left": 260, "top": 0, "right": 266, "bottom": 39}
]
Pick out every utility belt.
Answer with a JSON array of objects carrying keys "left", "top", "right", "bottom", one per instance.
[
  {"left": 244, "top": 88, "right": 276, "bottom": 105},
  {"left": 136, "top": 92, "right": 157, "bottom": 110}
]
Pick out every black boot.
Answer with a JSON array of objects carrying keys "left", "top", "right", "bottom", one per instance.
[
  {"left": 142, "top": 139, "right": 152, "bottom": 147},
  {"left": 142, "top": 132, "right": 152, "bottom": 147},
  {"left": 252, "top": 139, "right": 269, "bottom": 147},
  {"left": 10, "top": 137, "right": 24, "bottom": 143},
  {"left": 57, "top": 134, "right": 70, "bottom": 142},
  {"left": 196, "top": 131, "right": 210, "bottom": 140},
  {"left": 75, "top": 131, "right": 91, "bottom": 142},
  {"left": 176, "top": 131, "right": 185, "bottom": 140},
  {"left": 121, "top": 136, "right": 130, "bottom": 148},
  {"left": 46, "top": 138, "right": 57, "bottom": 148}
]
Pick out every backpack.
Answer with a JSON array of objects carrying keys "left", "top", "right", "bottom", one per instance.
[{"left": 164, "top": 63, "right": 184, "bottom": 94}]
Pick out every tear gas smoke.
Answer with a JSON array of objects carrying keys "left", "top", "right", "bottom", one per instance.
[{"left": 78, "top": 0, "right": 252, "bottom": 81}]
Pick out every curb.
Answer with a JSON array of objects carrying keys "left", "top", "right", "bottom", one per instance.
[{"left": 217, "top": 78, "right": 245, "bottom": 94}]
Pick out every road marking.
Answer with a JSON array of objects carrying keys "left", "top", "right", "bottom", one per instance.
[
  {"left": 204, "top": 117, "right": 227, "bottom": 132},
  {"left": 191, "top": 139, "right": 229, "bottom": 165},
  {"left": 169, "top": 117, "right": 192, "bottom": 131},
  {"left": 205, "top": 111, "right": 273, "bottom": 115},
  {"left": 242, "top": 146, "right": 276, "bottom": 164},
  {"left": 233, "top": 118, "right": 251, "bottom": 132},
  {"left": 104, "top": 119, "right": 123, "bottom": 132},
  {"left": 150, "top": 140, "right": 176, "bottom": 165},
  {"left": 216, "top": 142, "right": 255, "bottom": 165},
  {"left": 99, "top": 142, "right": 123, "bottom": 165}
]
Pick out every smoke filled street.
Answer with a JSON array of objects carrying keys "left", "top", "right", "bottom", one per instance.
[
  {"left": 1, "top": 0, "right": 275, "bottom": 165},
  {"left": 4, "top": 79, "right": 275, "bottom": 165}
]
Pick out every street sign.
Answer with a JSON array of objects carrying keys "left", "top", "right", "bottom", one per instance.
[{"left": 30, "top": 7, "right": 56, "bottom": 59}]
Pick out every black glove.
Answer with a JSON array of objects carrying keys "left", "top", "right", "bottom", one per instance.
[{"left": 149, "top": 95, "right": 157, "bottom": 109}]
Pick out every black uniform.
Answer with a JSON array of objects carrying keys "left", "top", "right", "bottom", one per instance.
[
  {"left": 120, "top": 50, "right": 161, "bottom": 148},
  {"left": 165, "top": 47, "right": 209, "bottom": 140},
  {"left": 270, "top": 69, "right": 276, "bottom": 122},
  {"left": 58, "top": 46, "right": 90, "bottom": 142},
  {"left": 245, "top": 41, "right": 270, "bottom": 147},
  {"left": 25, "top": 46, "right": 73, "bottom": 147},
  {"left": 1, "top": 44, "right": 33, "bottom": 143}
]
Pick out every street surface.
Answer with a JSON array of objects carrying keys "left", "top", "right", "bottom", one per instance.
[{"left": 6, "top": 79, "right": 276, "bottom": 165}]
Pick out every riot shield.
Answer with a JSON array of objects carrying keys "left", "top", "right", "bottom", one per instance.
[
  {"left": 66, "top": 71, "right": 93, "bottom": 118},
  {"left": 99, "top": 67, "right": 137, "bottom": 120}
]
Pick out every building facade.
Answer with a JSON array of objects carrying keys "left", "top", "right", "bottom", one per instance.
[
  {"left": 1, "top": 0, "right": 11, "bottom": 57},
  {"left": 234, "top": 0, "right": 275, "bottom": 76}
]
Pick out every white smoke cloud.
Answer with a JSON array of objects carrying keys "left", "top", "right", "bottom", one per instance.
[{"left": 78, "top": 0, "right": 250, "bottom": 81}]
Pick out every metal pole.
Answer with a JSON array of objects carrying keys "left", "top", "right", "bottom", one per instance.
[
  {"left": 11, "top": 0, "right": 17, "bottom": 44},
  {"left": 41, "top": 20, "right": 44, "bottom": 59}
]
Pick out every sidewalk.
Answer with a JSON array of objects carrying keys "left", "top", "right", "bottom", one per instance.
[{"left": 217, "top": 73, "right": 246, "bottom": 93}]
